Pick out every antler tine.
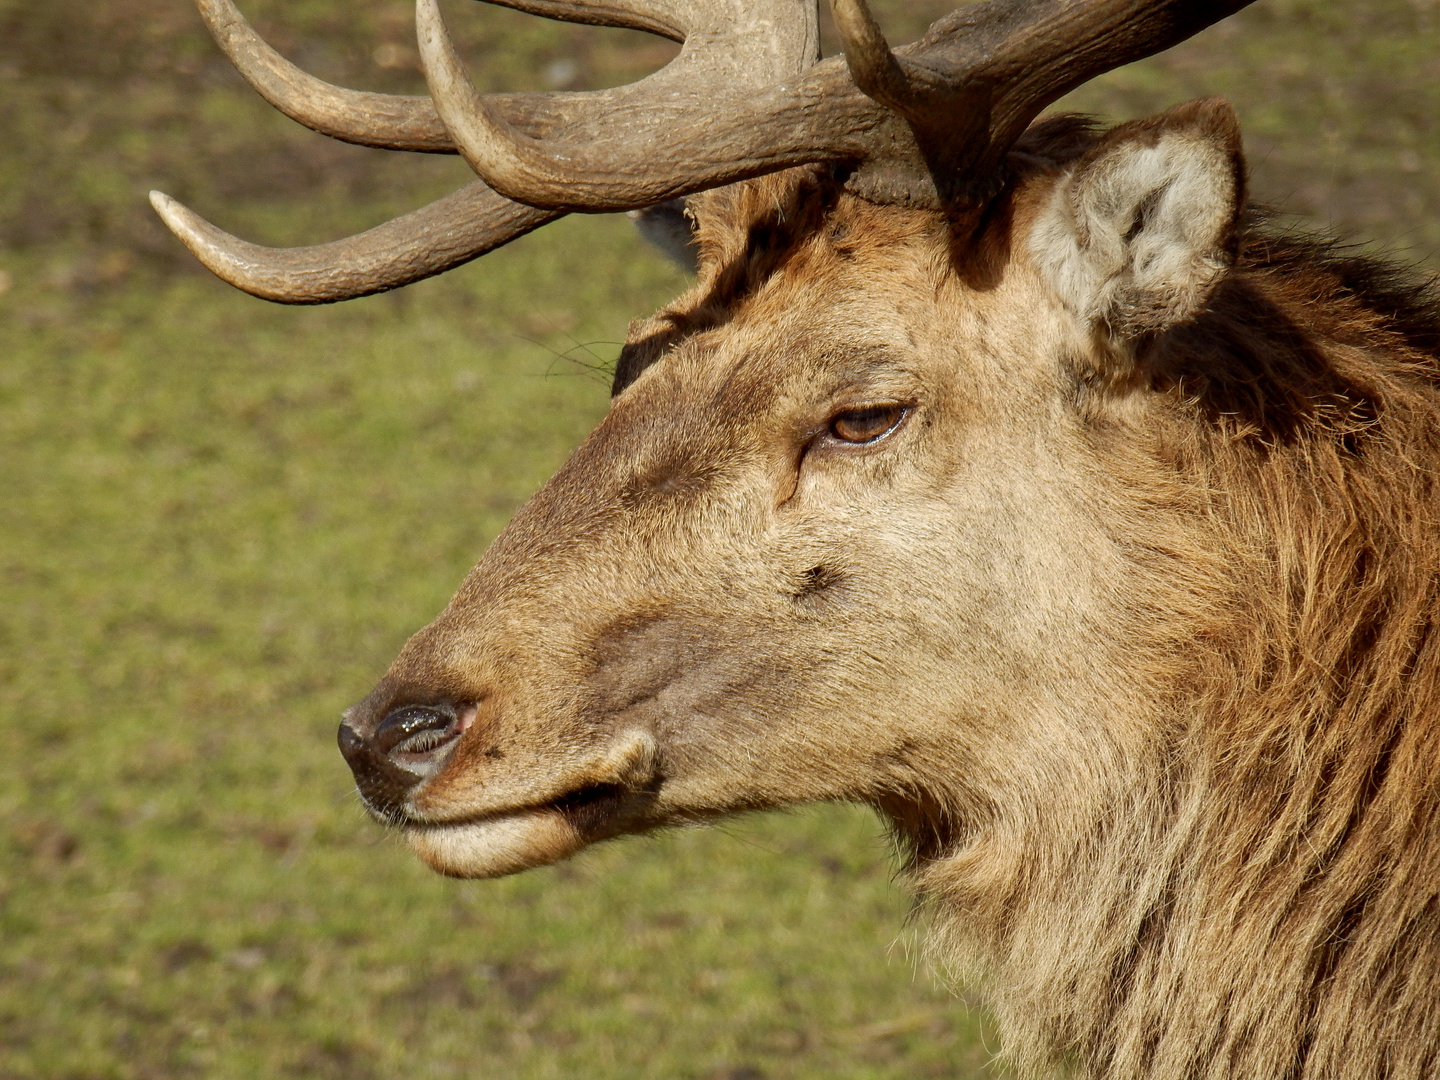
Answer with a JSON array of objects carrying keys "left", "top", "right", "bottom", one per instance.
[
  {"left": 416, "top": 0, "right": 829, "bottom": 212},
  {"left": 419, "top": 0, "right": 683, "bottom": 209},
  {"left": 196, "top": 0, "right": 454, "bottom": 153},
  {"left": 828, "top": 0, "right": 911, "bottom": 116},
  {"left": 418, "top": 0, "right": 577, "bottom": 207},
  {"left": 480, "top": 0, "right": 686, "bottom": 42},
  {"left": 149, "top": 182, "right": 558, "bottom": 304},
  {"left": 194, "top": 0, "right": 687, "bottom": 155}
]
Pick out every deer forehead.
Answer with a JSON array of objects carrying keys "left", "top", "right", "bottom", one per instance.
[{"left": 625, "top": 192, "right": 1080, "bottom": 427}]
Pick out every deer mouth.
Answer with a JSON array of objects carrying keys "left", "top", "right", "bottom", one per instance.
[
  {"left": 394, "top": 727, "right": 663, "bottom": 878},
  {"left": 402, "top": 783, "right": 651, "bottom": 878},
  {"left": 339, "top": 695, "right": 662, "bottom": 876}
]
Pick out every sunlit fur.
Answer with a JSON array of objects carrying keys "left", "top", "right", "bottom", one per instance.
[{"left": 366, "top": 103, "right": 1440, "bottom": 1078}]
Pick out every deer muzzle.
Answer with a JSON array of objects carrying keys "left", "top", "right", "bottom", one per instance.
[{"left": 337, "top": 701, "right": 474, "bottom": 822}]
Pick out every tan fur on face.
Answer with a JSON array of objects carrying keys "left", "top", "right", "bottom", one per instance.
[{"left": 363, "top": 107, "right": 1440, "bottom": 1079}]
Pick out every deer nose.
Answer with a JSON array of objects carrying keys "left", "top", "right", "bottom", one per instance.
[{"left": 337, "top": 703, "right": 468, "bottom": 821}]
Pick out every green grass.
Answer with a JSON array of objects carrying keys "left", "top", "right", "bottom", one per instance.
[
  {"left": 0, "top": 217, "right": 1000, "bottom": 1079},
  {"left": 6, "top": 1, "right": 1440, "bottom": 1076}
]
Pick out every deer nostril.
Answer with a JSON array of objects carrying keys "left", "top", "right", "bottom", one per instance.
[
  {"left": 337, "top": 701, "right": 475, "bottom": 822},
  {"left": 338, "top": 720, "right": 368, "bottom": 764},
  {"left": 373, "top": 704, "right": 460, "bottom": 757}
]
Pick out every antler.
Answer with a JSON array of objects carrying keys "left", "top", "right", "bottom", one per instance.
[
  {"left": 149, "top": 183, "right": 558, "bottom": 304},
  {"left": 152, "top": 0, "right": 1256, "bottom": 305},
  {"left": 831, "top": 0, "right": 1258, "bottom": 204},
  {"left": 151, "top": 0, "right": 826, "bottom": 303},
  {"left": 187, "top": 0, "right": 693, "bottom": 154},
  {"left": 414, "top": 0, "right": 831, "bottom": 211}
]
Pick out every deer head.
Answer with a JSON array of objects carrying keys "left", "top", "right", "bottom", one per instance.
[{"left": 152, "top": 0, "right": 1255, "bottom": 880}]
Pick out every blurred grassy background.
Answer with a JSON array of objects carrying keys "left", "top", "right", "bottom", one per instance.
[{"left": 2, "top": 2, "right": 1438, "bottom": 1078}]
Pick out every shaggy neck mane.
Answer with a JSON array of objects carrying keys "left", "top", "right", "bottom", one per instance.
[
  {"left": 924, "top": 217, "right": 1440, "bottom": 1077},
  {"left": 622, "top": 128, "right": 1440, "bottom": 1077}
]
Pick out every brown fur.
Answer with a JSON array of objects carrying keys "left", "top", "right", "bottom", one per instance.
[
  {"left": 1041, "top": 235, "right": 1440, "bottom": 1079},
  {"left": 351, "top": 109, "right": 1440, "bottom": 1078},
  {"left": 922, "top": 215, "right": 1440, "bottom": 1078}
]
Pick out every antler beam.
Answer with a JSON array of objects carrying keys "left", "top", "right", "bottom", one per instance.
[{"left": 196, "top": 0, "right": 454, "bottom": 152}]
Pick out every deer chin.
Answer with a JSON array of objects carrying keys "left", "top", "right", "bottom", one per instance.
[
  {"left": 404, "top": 807, "right": 584, "bottom": 878},
  {"left": 402, "top": 779, "right": 654, "bottom": 878}
]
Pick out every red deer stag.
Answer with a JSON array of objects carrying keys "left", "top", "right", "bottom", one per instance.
[{"left": 152, "top": 0, "right": 1440, "bottom": 1076}]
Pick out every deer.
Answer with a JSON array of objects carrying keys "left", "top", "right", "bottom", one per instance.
[{"left": 150, "top": 0, "right": 1440, "bottom": 1076}]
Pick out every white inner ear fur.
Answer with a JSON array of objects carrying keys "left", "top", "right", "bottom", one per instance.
[{"left": 1029, "top": 122, "right": 1239, "bottom": 344}]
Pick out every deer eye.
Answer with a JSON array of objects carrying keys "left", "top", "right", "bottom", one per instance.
[{"left": 827, "top": 404, "right": 907, "bottom": 445}]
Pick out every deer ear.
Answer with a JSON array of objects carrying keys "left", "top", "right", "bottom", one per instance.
[
  {"left": 628, "top": 198, "right": 699, "bottom": 274},
  {"left": 1029, "top": 99, "right": 1245, "bottom": 345}
]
